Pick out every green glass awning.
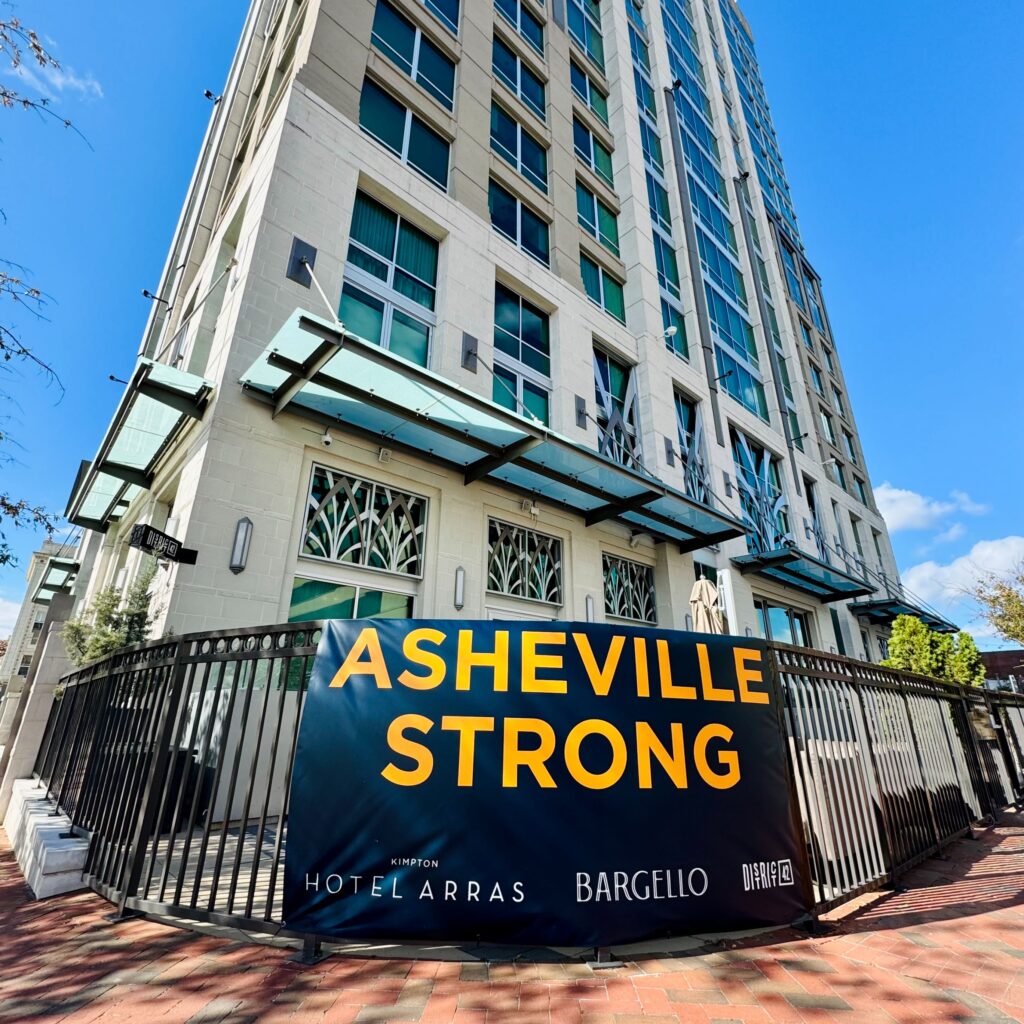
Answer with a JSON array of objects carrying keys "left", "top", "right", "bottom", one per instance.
[
  {"left": 32, "top": 557, "right": 80, "bottom": 605},
  {"left": 850, "top": 597, "right": 957, "bottom": 634},
  {"left": 732, "top": 546, "right": 876, "bottom": 603},
  {"left": 239, "top": 310, "right": 748, "bottom": 552},
  {"left": 66, "top": 358, "right": 213, "bottom": 531}
]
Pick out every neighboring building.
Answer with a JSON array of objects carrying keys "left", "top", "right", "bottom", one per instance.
[
  {"left": 0, "top": 540, "right": 80, "bottom": 742},
  {"left": 981, "top": 650, "right": 1024, "bottom": 692},
  {"left": 57, "top": 0, "right": 946, "bottom": 656}
]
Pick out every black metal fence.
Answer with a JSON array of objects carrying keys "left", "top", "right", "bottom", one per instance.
[{"left": 31, "top": 625, "right": 1024, "bottom": 936}]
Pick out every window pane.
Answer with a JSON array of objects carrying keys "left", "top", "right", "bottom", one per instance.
[
  {"left": 372, "top": 2, "right": 416, "bottom": 75},
  {"left": 767, "top": 604, "right": 793, "bottom": 645},
  {"left": 426, "top": 0, "right": 459, "bottom": 32},
  {"left": 521, "top": 7, "right": 544, "bottom": 51},
  {"left": 493, "top": 363, "right": 518, "bottom": 411},
  {"left": 418, "top": 39, "right": 455, "bottom": 109},
  {"left": 590, "top": 85, "right": 608, "bottom": 123},
  {"left": 521, "top": 65, "right": 545, "bottom": 119},
  {"left": 577, "top": 182, "right": 595, "bottom": 232},
  {"left": 396, "top": 221, "right": 438, "bottom": 287},
  {"left": 491, "top": 103, "right": 517, "bottom": 161},
  {"left": 594, "top": 142, "right": 614, "bottom": 186},
  {"left": 573, "top": 119, "right": 591, "bottom": 161},
  {"left": 389, "top": 309, "right": 430, "bottom": 365},
  {"left": 408, "top": 116, "right": 449, "bottom": 187},
  {"left": 523, "top": 380, "right": 549, "bottom": 424},
  {"left": 520, "top": 204, "right": 549, "bottom": 262},
  {"left": 603, "top": 274, "right": 625, "bottom": 321},
  {"left": 340, "top": 283, "right": 385, "bottom": 344},
  {"left": 359, "top": 80, "right": 406, "bottom": 154},
  {"left": 356, "top": 589, "right": 414, "bottom": 618},
  {"left": 581, "top": 254, "right": 600, "bottom": 302},
  {"left": 289, "top": 579, "right": 357, "bottom": 621},
  {"left": 489, "top": 179, "right": 518, "bottom": 240},
  {"left": 492, "top": 37, "right": 517, "bottom": 90},
  {"left": 520, "top": 131, "right": 548, "bottom": 191}
]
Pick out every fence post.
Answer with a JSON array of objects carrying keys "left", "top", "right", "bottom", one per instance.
[
  {"left": 110, "top": 639, "right": 189, "bottom": 920},
  {"left": 763, "top": 645, "right": 818, "bottom": 924},
  {"left": 847, "top": 665, "right": 900, "bottom": 887},
  {"left": 986, "top": 693, "right": 1023, "bottom": 805},
  {"left": 897, "top": 687, "right": 943, "bottom": 852}
]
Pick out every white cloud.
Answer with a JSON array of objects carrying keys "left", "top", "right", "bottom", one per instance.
[
  {"left": 875, "top": 482, "right": 989, "bottom": 533},
  {"left": 0, "top": 598, "right": 21, "bottom": 641},
  {"left": 10, "top": 62, "right": 103, "bottom": 101},
  {"left": 902, "top": 536, "right": 1024, "bottom": 605},
  {"left": 934, "top": 522, "right": 966, "bottom": 545}
]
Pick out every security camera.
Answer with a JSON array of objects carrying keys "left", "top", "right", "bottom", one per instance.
[{"left": 321, "top": 430, "right": 333, "bottom": 447}]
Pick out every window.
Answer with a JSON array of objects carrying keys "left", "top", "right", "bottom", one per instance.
[
  {"left": 639, "top": 118, "right": 663, "bottom": 172},
  {"left": 853, "top": 476, "right": 869, "bottom": 505},
  {"left": 779, "top": 240, "right": 803, "bottom": 309},
  {"left": 342, "top": 191, "right": 438, "bottom": 366},
  {"left": 594, "top": 348, "right": 641, "bottom": 468},
  {"left": 573, "top": 117, "right": 614, "bottom": 187},
  {"left": 732, "top": 429, "right": 789, "bottom": 553},
  {"left": 17, "top": 655, "right": 32, "bottom": 677},
  {"left": 29, "top": 619, "right": 44, "bottom": 645},
  {"left": 371, "top": 2, "right": 456, "bottom": 110},
  {"left": 819, "top": 408, "right": 836, "bottom": 445},
  {"left": 491, "top": 103, "right": 548, "bottom": 193},
  {"left": 487, "top": 518, "right": 563, "bottom": 604},
  {"left": 653, "top": 233, "right": 680, "bottom": 299},
  {"left": 628, "top": 23, "right": 650, "bottom": 74},
  {"left": 647, "top": 171, "right": 671, "bottom": 232},
  {"left": 359, "top": 79, "right": 450, "bottom": 189},
  {"left": 662, "top": 299, "right": 688, "bottom": 359},
  {"left": 301, "top": 465, "right": 427, "bottom": 576},
  {"left": 715, "top": 346, "right": 768, "bottom": 421},
  {"left": 419, "top": 0, "right": 459, "bottom": 34},
  {"left": 809, "top": 363, "right": 824, "bottom": 395},
  {"left": 754, "top": 599, "right": 811, "bottom": 647},
  {"left": 567, "top": 0, "right": 604, "bottom": 70},
  {"left": 576, "top": 182, "right": 619, "bottom": 256},
  {"left": 634, "top": 69, "right": 656, "bottom": 119},
  {"left": 689, "top": 178, "right": 736, "bottom": 254},
  {"left": 495, "top": 0, "right": 544, "bottom": 54},
  {"left": 492, "top": 36, "right": 545, "bottom": 119},
  {"left": 570, "top": 61, "right": 608, "bottom": 124},
  {"left": 604, "top": 553, "right": 656, "bottom": 623},
  {"left": 860, "top": 629, "right": 872, "bottom": 661},
  {"left": 697, "top": 230, "right": 746, "bottom": 310},
  {"left": 871, "top": 529, "right": 885, "bottom": 567},
  {"left": 705, "top": 285, "right": 757, "bottom": 364},
  {"left": 493, "top": 283, "right": 551, "bottom": 423},
  {"left": 489, "top": 180, "right": 549, "bottom": 264},
  {"left": 843, "top": 430, "right": 857, "bottom": 464},
  {"left": 822, "top": 347, "right": 836, "bottom": 376},
  {"left": 290, "top": 579, "right": 413, "bottom": 621},
  {"left": 828, "top": 460, "right": 846, "bottom": 488},
  {"left": 580, "top": 254, "right": 625, "bottom": 322},
  {"left": 803, "top": 270, "right": 825, "bottom": 332},
  {"left": 675, "top": 392, "right": 710, "bottom": 504},
  {"left": 878, "top": 635, "right": 890, "bottom": 661},
  {"left": 800, "top": 321, "right": 814, "bottom": 351}
]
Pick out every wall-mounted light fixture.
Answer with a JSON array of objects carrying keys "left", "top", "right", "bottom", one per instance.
[
  {"left": 229, "top": 517, "right": 253, "bottom": 574},
  {"left": 454, "top": 566, "right": 466, "bottom": 611},
  {"left": 585, "top": 594, "right": 595, "bottom": 622}
]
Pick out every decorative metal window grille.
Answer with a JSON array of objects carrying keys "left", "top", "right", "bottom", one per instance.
[
  {"left": 674, "top": 394, "right": 711, "bottom": 506},
  {"left": 487, "top": 519, "right": 563, "bottom": 604},
  {"left": 731, "top": 431, "right": 791, "bottom": 555},
  {"left": 594, "top": 349, "right": 643, "bottom": 470},
  {"left": 603, "top": 554, "right": 656, "bottom": 623},
  {"left": 302, "top": 466, "right": 427, "bottom": 576}
]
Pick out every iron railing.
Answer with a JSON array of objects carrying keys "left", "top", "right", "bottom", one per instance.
[{"left": 30, "top": 624, "right": 1024, "bottom": 935}]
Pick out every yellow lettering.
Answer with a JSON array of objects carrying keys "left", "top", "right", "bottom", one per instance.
[
  {"left": 636, "top": 721, "right": 688, "bottom": 789},
  {"left": 456, "top": 629, "right": 509, "bottom": 691},
  {"left": 564, "top": 720, "right": 628, "bottom": 790},
  {"left": 735, "top": 647, "right": 769, "bottom": 704},
  {"left": 522, "top": 631, "right": 567, "bottom": 694},
  {"left": 572, "top": 633, "right": 625, "bottom": 696},
  {"left": 634, "top": 637, "right": 650, "bottom": 697},
  {"left": 698, "top": 642, "right": 734, "bottom": 701},
  {"left": 398, "top": 627, "right": 447, "bottom": 690},
  {"left": 657, "top": 639, "right": 697, "bottom": 699},
  {"left": 329, "top": 628, "right": 392, "bottom": 689},
  {"left": 441, "top": 716, "right": 495, "bottom": 786},
  {"left": 381, "top": 714, "right": 433, "bottom": 786},
  {"left": 694, "top": 722, "right": 740, "bottom": 789},
  {"left": 502, "top": 718, "right": 556, "bottom": 788}
]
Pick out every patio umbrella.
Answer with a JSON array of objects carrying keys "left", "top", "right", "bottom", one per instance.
[{"left": 689, "top": 576, "right": 724, "bottom": 634}]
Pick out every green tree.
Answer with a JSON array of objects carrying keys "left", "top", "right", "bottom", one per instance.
[
  {"left": 61, "top": 560, "right": 158, "bottom": 665},
  {"left": 972, "top": 562, "right": 1024, "bottom": 647},
  {"left": 882, "top": 614, "right": 986, "bottom": 686}
]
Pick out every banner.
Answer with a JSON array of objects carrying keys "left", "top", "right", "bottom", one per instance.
[{"left": 283, "top": 620, "right": 809, "bottom": 946}]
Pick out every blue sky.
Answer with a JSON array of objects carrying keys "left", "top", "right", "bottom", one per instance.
[{"left": 1, "top": 1, "right": 1022, "bottom": 644}]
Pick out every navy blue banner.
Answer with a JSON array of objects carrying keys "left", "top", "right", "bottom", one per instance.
[{"left": 283, "top": 620, "right": 809, "bottom": 946}]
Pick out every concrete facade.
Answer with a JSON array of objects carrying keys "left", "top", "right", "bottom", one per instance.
[{"left": 55, "top": 0, "right": 912, "bottom": 659}]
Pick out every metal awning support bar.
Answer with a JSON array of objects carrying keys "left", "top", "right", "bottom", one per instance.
[
  {"left": 271, "top": 323, "right": 345, "bottom": 418},
  {"left": 464, "top": 437, "right": 545, "bottom": 484},
  {"left": 584, "top": 490, "right": 661, "bottom": 527}
]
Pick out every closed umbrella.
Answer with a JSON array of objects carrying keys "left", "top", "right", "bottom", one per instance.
[{"left": 689, "top": 577, "right": 723, "bottom": 634}]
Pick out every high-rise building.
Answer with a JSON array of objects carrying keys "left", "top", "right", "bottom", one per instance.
[{"left": 60, "top": 0, "right": 953, "bottom": 656}]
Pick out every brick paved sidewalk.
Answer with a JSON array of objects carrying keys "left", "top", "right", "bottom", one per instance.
[{"left": 2, "top": 815, "right": 1023, "bottom": 1024}]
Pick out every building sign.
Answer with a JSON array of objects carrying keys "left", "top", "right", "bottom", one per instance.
[
  {"left": 128, "top": 523, "right": 196, "bottom": 564},
  {"left": 283, "top": 620, "right": 809, "bottom": 946}
]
